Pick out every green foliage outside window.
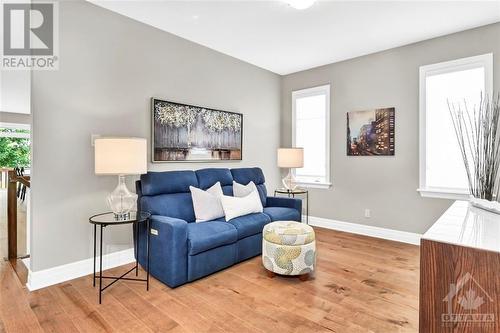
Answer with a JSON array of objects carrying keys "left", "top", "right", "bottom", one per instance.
[{"left": 0, "top": 128, "right": 30, "bottom": 168}]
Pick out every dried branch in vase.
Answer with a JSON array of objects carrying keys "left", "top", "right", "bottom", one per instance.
[{"left": 448, "top": 93, "right": 500, "bottom": 202}]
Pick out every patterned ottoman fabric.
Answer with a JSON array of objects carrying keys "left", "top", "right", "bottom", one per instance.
[
  {"left": 262, "top": 221, "right": 316, "bottom": 276},
  {"left": 263, "top": 221, "right": 315, "bottom": 246}
]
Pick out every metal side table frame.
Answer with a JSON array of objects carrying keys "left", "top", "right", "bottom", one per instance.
[{"left": 89, "top": 211, "right": 151, "bottom": 304}]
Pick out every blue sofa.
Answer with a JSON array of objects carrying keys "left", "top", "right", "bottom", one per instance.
[{"left": 135, "top": 167, "right": 302, "bottom": 288}]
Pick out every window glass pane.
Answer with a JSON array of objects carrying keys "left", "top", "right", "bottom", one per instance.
[
  {"left": 0, "top": 128, "right": 31, "bottom": 168},
  {"left": 425, "top": 67, "right": 484, "bottom": 190},
  {"left": 295, "top": 94, "right": 326, "bottom": 182}
]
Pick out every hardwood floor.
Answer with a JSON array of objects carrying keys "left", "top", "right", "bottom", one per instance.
[{"left": 0, "top": 227, "right": 420, "bottom": 333}]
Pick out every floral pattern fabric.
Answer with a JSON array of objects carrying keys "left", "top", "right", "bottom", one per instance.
[
  {"left": 263, "top": 221, "right": 315, "bottom": 246},
  {"left": 262, "top": 221, "right": 316, "bottom": 276}
]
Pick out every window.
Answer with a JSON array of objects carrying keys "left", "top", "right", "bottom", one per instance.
[
  {"left": 292, "top": 84, "right": 331, "bottom": 188},
  {"left": 0, "top": 122, "right": 31, "bottom": 169},
  {"left": 419, "top": 54, "right": 493, "bottom": 199}
]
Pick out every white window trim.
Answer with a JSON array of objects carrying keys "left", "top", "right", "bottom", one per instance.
[
  {"left": 418, "top": 53, "right": 493, "bottom": 200},
  {"left": 294, "top": 181, "right": 332, "bottom": 189},
  {"left": 292, "top": 84, "right": 331, "bottom": 189}
]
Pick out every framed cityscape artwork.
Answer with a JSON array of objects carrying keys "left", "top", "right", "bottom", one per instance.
[
  {"left": 347, "top": 107, "right": 395, "bottom": 156},
  {"left": 152, "top": 98, "right": 243, "bottom": 162}
]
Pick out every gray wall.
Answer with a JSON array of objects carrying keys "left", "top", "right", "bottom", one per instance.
[
  {"left": 31, "top": 1, "right": 281, "bottom": 271},
  {"left": 281, "top": 23, "right": 500, "bottom": 234}
]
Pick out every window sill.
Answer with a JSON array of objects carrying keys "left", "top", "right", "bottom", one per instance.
[
  {"left": 296, "top": 181, "right": 332, "bottom": 189},
  {"left": 417, "top": 188, "right": 469, "bottom": 200}
]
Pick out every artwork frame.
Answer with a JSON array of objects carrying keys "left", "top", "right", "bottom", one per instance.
[
  {"left": 151, "top": 98, "right": 243, "bottom": 162},
  {"left": 347, "top": 107, "right": 395, "bottom": 156}
]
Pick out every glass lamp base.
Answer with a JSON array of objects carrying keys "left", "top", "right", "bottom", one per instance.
[
  {"left": 281, "top": 169, "right": 298, "bottom": 190},
  {"left": 113, "top": 212, "right": 132, "bottom": 221},
  {"left": 107, "top": 175, "right": 137, "bottom": 220}
]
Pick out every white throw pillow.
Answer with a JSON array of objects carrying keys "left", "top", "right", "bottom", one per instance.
[
  {"left": 190, "top": 182, "right": 224, "bottom": 222},
  {"left": 221, "top": 190, "right": 263, "bottom": 221},
  {"left": 233, "top": 181, "right": 258, "bottom": 197}
]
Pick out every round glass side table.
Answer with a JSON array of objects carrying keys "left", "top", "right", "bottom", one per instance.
[{"left": 89, "top": 211, "right": 151, "bottom": 304}]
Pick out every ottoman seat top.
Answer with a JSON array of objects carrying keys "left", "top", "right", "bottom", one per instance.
[{"left": 263, "top": 221, "right": 315, "bottom": 246}]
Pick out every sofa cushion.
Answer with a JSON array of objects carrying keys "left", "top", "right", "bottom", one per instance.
[
  {"left": 190, "top": 182, "right": 224, "bottom": 222},
  {"left": 231, "top": 168, "right": 265, "bottom": 185},
  {"left": 141, "top": 171, "right": 198, "bottom": 196},
  {"left": 221, "top": 185, "right": 234, "bottom": 196},
  {"left": 187, "top": 221, "right": 238, "bottom": 255},
  {"left": 263, "top": 207, "right": 301, "bottom": 222},
  {"left": 230, "top": 168, "right": 267, "bottom": 207},
  {"left": 233, "top": 181, "right": 258, "bottom": 197},
  {"left": 224, "top": 213, "right": 271, "bottom": 239},
  {"left": 195, "top": 168, "right": 233, "bottom": 189},
  {"left": 141, "top": 193, "right": 196, "bottom": 222},
  {"left": 221, "top": 191, "right": 263, "bottom": 221}
]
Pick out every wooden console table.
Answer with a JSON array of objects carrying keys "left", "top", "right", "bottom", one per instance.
[{"left": 420, "top": 201, "right": 500, "bottom": 333}]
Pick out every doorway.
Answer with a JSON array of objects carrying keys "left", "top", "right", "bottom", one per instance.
[{"left": 0, "top": 122, "right": 31, "bottom": 262}]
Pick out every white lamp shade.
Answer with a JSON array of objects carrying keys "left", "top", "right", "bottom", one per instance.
[
  {"left": 95, "top": 137, "right": 147, "bottom": 175},
  {"left": 277, "top": 148, "right": 304, "bottom": 168}
]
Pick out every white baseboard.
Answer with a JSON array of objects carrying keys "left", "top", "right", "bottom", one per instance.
[
  {"left": 307, "top": 216, "right": 422, "bottom": 245},
  {"left": 21, "top": 257, "right": 30, "bottom": 269},
  {"left": 26, "top": 248, "right": 135, "bottom": 291}
]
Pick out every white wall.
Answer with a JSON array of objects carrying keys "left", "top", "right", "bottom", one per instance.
[{"left": 31, "top": 1, "right": 281, "bottom": 271}]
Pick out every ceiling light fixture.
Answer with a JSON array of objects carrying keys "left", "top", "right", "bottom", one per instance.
[{"left": 283, "top": 0, "right": 316, "bottom": 10}]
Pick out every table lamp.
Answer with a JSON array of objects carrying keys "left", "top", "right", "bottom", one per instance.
[
  {"left": 277, "top": 148, "right": 304, "bottom": 190},
  {"left": 94, "top": 137, "right": 147, "bottom": 220}
]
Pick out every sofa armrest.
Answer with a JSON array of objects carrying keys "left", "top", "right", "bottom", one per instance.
[
  {"left": 266, "top": 196, "right": 302, "bottom": 214},
  {"left": 146, "top": 215, "right": 188, "bottom": 287}
]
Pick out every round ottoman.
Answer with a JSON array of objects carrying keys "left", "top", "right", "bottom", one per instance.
[{"left": 262, "top": 221, "right": 316, "bottom": 280}]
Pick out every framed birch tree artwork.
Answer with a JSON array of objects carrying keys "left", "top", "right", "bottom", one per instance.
[{"left": 152, "top": 98, "right": 243, "bottom": 162}]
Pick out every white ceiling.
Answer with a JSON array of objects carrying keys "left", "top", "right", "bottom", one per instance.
[{"left": 90, "top": 1, "right": 500, "bottom": 75}]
